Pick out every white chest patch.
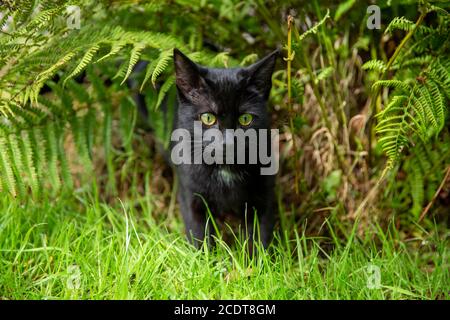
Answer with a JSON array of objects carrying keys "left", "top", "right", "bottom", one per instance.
[{"left": 218, "top": 168, "right": 242, "bottom": 186}]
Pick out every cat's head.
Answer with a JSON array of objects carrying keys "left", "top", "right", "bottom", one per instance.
[{"left": 173, "top": 48, "right": 278, "bottom": 133}]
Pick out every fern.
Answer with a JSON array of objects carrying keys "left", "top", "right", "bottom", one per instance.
[
  {"left": 371, "top": 6, "right": 449, "bottom": 217},
  {"left": 373, "top": 6, "right": 449, "bottom": 169},
  {"left": 0, "top": 72, "right": 106, "bottom": 197},
  {"left": 64, "top": 44, "right": 101, "bottom": 85},
  {"left": 0, "top": 137, "right": 17, "bottom": 197},
  {"left": 316, "top": 66, "right": 334, "bottom": 83},
  {"left": 150, "top": 49, "right": 173, "bottom": 86},
  {"left": 397, "top": 137, "right": 450, "bottom": 218},
  {"left": 121, "top": 43, "right": 146, "bottom": 85},
  {"left": 375, "top": 60, "right": 449, "bottom": 169},
  {"left": 155, "top": 75, "right": 175, "bottom": 110},
  {"left": 372, "top": 80, "right": 410, "bottom": 92},
  {"left": 96, "top": 42, "right": 127, "bottom": 63},
  {"left": 297, "top": 9, "right": 330, "bottom": 41},
  {"left": 6, "top": 134, "right": 26, "bottom": 197},
  {"left": 18, "top": 130, "right": 39, "bottom": 197},
  {"left": 44, "top": 122, "right": 61, "bottom": 191},
  {"left": 385, "top": 17, "right": 415, "bottom": 34},
  {"left": 362, "top": 60, "right": 386, "bottom": 73},
  {"left": 0, "top": 0, "right": 239, "bottom": 198},
  {"left": 119, "top": 96, "right": 137, "bottom": 151},
  {"left": 408, "top": 157, "right": 424, "bottom": 218}
]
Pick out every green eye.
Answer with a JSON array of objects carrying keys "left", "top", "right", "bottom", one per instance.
[
  {"left": 238, "top": 113, "right": 253, "bottom": 126},
  {"left": 200, "top": 113, "right": 216, "bottom": 126}
]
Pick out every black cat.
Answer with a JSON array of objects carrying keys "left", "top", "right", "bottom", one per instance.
[{"left": 171, "top": 49, "right": 278, "bottom": 248}]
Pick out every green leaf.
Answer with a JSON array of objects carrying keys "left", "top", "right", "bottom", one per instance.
[{"left": 334, "top": 0, "right": 356, "bottom": 21}]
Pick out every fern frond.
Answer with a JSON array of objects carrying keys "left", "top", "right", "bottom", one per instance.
[
  {"left": 362, "top": 60, "right": 386, "bottom": 72},
  {"left": 70, "top": 115, "right": 92, "bottom": 171},
  {"left": 240, "top": 53, "right": 258, "bottom": 66},
  {"left": 210, "top": 52, "right": 230, "bottom": 67},
  {"left": 121, "top": 43, "right": 146, "bottom": 85},
  {"left": 397, "top": 55, "right": 432, "bottom": 69},
  {"left": 0, "top": 137, "right": 17, "bottom": 197},
  {"left": 316, "top": 66, "right": 334, "bottom": 82},
  {"left": 376, "top": 58, "right": 449, "bottom": 168},
  {"left": 417, "top": 84, "right": 439, "bottom": 133},
  {"left": 428, "top": 80, "right": 446, "bottom": 132},
  {"left": 19, "top": 130, "right": 39, "bottom": 197},
  {"left": 113, "top": 60, "right": 129, "bottom": 80},
  {"left": 151, "top": 49, "right": 173, "bottom": 86},
  {"left": 385, "top": 16, "right": 414, "bottom": 34},
  {"left": 297, "top": 9, "right": 330, "bottom": 41},
  {"left": 96, "top": 42, "right": 126, "bottom": 63},
  {"left": 429, "top": 59, "right": 450, "bottom": 99},
  {"left": 140, "top": 59, "right": 157, "bottom": 91},
  {"left": 155, "top": 75, "right": 175, "bottom": 110},
  {"left": 23, "top": 7, "right": 61, "bottom": 33},
  {"left": 29, "top": 127, "right": 46, "bottom": 187},
  {"left": 33, "top": 51, "right": 76, "bottom": 102},
  {"left": 372, "top": 80, "right": 410, "bottom": 92},
  {"left": 6, "top": 134, "right": 26, "bottom": 197},
  {"left": 376, "top": 95, "right": 408, "bottom": 118},
  {"left": 44, "top": 122, "right": 61, "bottom": 191},
  {"left": 119, "top": 96, "right": 137, "bottom": 150},
  {"left": 409, "top": 158, "right": 424, "bottom": 218},
  {"left": 64, "top": 44, "right": 101, "bottom": 85}
]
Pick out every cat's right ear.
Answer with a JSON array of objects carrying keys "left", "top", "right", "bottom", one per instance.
[{"left": 173, "top": 49, "right": 205, "bottom": 100}]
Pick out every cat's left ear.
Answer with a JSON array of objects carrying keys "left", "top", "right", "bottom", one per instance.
[
  {"left": 173, "top": 48, "right": 207, "bottom": 101},
  {"left": 243, "top": 49, "right": 279, "bottom": 98}
]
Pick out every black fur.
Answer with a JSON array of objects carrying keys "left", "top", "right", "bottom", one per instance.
[{"left": 172, "top": 49, "right": 278, "bottom": 248}]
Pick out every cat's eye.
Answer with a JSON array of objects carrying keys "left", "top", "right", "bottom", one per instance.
[
  {"left": 200, "top": 112, "right": 216, "bottom": 126},
  {"left": 238, "top": 113, "right": 253, "bottom": 126}
]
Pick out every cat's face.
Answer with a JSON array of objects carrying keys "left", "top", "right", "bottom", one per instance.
[
  {"left": 173, "top": 49, "right": 278, "bottom": 134},
  {"left": 172, "top": 49, "right": 278, "bottom": 171}
]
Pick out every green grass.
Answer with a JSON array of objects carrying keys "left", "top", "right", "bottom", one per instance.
[{"left": 0, "top": 194, "right": 448, "bottom": 300}]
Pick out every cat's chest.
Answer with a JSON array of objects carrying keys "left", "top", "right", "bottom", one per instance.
[
  {"left": 194, "top": 166, "right": 252, "bottom": 213},
  {"left": 216, "top": 168, "right": 245, "bottom": 187},
  {"left": 209, "top": 181, "right": 249, "bottom": 217},
  {"left": 210, "top": 168, "right": 250, "bottom": 198}
]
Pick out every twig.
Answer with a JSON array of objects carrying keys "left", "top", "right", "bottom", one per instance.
[
  {"left": 353, "top": 165, "right": 389, "bottom": 218},
  {"left": 285, "top": 15, "right": 299, "bottom": 194},
  {"left": 419, "top": 166, "right": 450, "bottom": 222}
]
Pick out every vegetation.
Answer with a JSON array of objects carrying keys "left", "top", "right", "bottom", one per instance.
[
  {"left": 0, "top": 0, "right": 448, "bottom": 299},
  {"left": 0, "top": 196, "right": 448, "bottom": 299}
]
